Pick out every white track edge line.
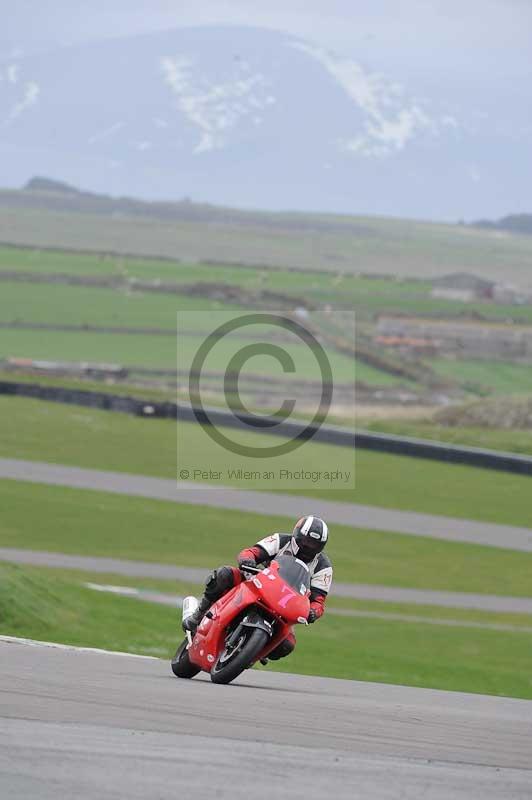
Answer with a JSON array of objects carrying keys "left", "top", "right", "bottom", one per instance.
[{"left": 0, "top": 634, "right": 159, "bottom": 659}]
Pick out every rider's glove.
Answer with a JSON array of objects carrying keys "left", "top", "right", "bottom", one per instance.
[
  {"left": 238, "top": 557, "right": 256, "bottom": 570},
  {"left": 307, "top": 609, "right": 319, "bottom": 624}
]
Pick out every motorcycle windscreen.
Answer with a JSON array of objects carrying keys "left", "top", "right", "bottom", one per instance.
[{"left": 275, "top": 555, "right": 311, "bottom": 595}]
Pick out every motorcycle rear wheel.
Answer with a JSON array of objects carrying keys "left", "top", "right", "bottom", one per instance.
[
  {"left": 171, "top": 638, "right": 201, "bottom": 679},
  {"left": 211, "top": 627, "right": 269, "bottom": 685}
]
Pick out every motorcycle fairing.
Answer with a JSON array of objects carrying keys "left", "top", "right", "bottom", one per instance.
[{"left": 187, "top": 559, "right": 311, "bottom": 673}]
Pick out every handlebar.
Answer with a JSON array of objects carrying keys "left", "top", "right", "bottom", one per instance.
[{"left": 239, "top": 564, "right": 263, "bottom": 575}]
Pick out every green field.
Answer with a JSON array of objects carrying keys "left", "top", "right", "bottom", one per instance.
[
  {"left": 3, "top": 244, "right": 532, "bottom": 323},
  {"left": 0, "top": 251, "right": 404, "bottom": 385},
  {"left": 431, "top": 358, "right": 532, "bottom": 395},
  {"left": 0, "top": 244, "right": 431, "bottom": 293},
  {"left": 4, "top": 243, "right": 532, "bottom": 398},
  {"left": 0, "top": 326, "right": 392, "bottom": 384},
  {"left": 1, "top": 396, "right": 531, "bottom": 527},
  {"left": 0, "top": 279, "right": 242, "bottom": 325}
]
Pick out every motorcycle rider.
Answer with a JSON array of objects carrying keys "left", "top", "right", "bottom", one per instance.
[{"left": 183, "top": 515, "right": 332, "bottom": 662}]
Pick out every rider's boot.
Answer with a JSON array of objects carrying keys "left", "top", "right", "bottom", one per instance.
[
  {"left": 182, "top": 567, "right": 237, "bottom": 634},
  {"left": 182, "top": 595, "right": 211, "bottom": 634}
]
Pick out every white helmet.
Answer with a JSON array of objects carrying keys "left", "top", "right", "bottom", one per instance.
[{"left": 291, "top": 515, "right": 328, "bottom": 562}]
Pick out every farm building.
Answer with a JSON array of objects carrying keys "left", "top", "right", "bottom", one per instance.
[{"left": 430, "top": 273, "right": 495, "bottom": 302}]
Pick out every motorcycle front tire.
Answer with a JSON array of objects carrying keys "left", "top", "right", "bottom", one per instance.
[
  {"left": 171, "top": 638, "right": 201, "bottom": 679},
  {"left": 211, "top": 627, "right": 269, "bottom": 685}
]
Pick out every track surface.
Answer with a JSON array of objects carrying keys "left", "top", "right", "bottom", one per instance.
[
  {"left": 2, "top": 547, "right": 532, "bottom": 613},
  {"left": 1, "top": 457, "right": 532, "bottom": 551},
  {"left": 1, "top": 640, "right": 531, "bottom": 800}
]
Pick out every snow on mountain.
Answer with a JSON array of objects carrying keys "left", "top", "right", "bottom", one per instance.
[
  {"left": 291, "top": 42, "right": 442, "bottom": 158},
  {"left": 0, "top": 60, "right": 40, "bottom": 127},
  {"left": 160, "top": 54, "right": 276, "bottom": 154}
]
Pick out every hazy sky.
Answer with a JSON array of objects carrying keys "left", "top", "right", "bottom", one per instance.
[{"left": 4, "top": 0, "right": 531, "bottom": 84}]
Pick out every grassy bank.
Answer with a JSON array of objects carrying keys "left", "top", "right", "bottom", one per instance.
[{"left": 0, "top": 561, "right": 172, "bottom": 656}]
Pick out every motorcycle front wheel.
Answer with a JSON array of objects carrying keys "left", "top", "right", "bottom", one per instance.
[
  {"left": 171, "top": 638, "right": 201, "bottom": 679},
  {"left": 211, "top": 627, "right": 269, "bottom": 685}
]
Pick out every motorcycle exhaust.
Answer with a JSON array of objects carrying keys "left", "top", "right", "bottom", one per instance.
[{"left": 182, "top": 596, "right": 199, "bottom": 646}]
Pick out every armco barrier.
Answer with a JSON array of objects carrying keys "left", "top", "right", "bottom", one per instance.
[
  {"left": 2, "top": 379, "right": 531, "bottom": 476},
  {"left": 0, "top": 380, "right": 175, "bottom": 418}
]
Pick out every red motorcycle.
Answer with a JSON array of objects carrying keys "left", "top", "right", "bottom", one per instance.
[{"left": 171, "top": 555, "right": 311, "bottom": 684}]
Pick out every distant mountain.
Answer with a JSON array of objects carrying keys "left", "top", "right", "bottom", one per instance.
[
  {"left": 472, "top": 215, "right": 532, "bottom": 237},
  {"left": 13, "top": 176, "right": 372, "bottom": 234},
  {"left": 26, "top": 177, "right": 81, "bottom": 195},
  {"left": 0, "top": 26, "right": 530, "bottom": 220}
]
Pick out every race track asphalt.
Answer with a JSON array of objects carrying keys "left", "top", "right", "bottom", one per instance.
[
  {"left": 1, "top": 639, "right": 531, "bottom": 800},
  {"left": 1, "top": 457, "right": 532, "bottom": 551}
]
